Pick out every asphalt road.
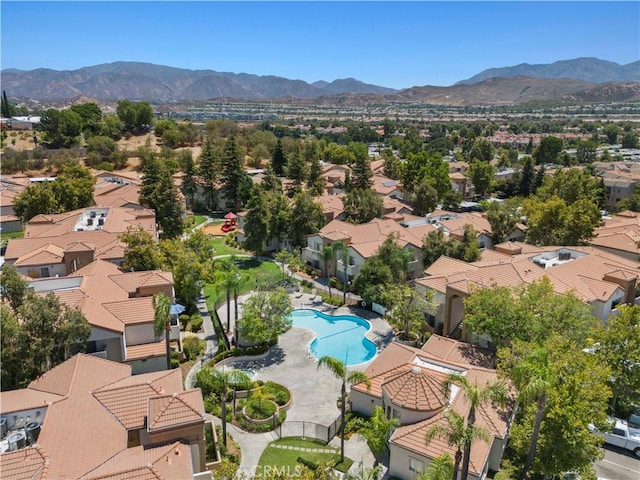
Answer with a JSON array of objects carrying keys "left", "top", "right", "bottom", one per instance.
[{"left": 594, "top": 445, "right": 640, "bottom": 480}]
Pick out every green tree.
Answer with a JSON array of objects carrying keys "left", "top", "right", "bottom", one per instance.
[
  {"left": 19, "top": 292, "right": 91, "bottom": 377},
  {"left": 242, "top": 191, "right": 270, "bottom": 256},
  {"left": 221, "top": 135, "right": 251, "bottom": 211},
  {"left": 85, "top": 135, "right": 119, "bottom": 165},
  {"left": 351, "top": 154, "right": 373, "bottom": 190},
  {"left": 0, "top": 265, "right": 27, "bottom": 312},
  {"left": 152, "top": 292, "right": 172, "bottom": 370},
  {"left": 359, "top": 406, "right": 400, "bottom": 460},
  {"left": 1, "top": 90, "right": 15, "bottom": 117},
  {"left": 425, "top": 410, "right": 488, "bottom": 480},
  {"left": 518, "top": 156, "right": 535, "bottom": 196},
  {"left": 353, "top": 257, "right": 395, "bottom": 306},
  {"left": 331, "top": 240, "right": 351, "bottom": 304},
  {"left": 70, "top": 102, "right": 103, "bottom": 135},
  {"left": 197, "top": 368, "right": 252, "bottom": 447},
  {"left": 52, "top": 164, "right": 96, "bottom": 212},
  {"left": 179, "top": 150, "right": 197, "bottom": 210},
  {"left": 287, "top": 192, "right": 325, "bottom": 249},
  {"left": 512, "top": 347, "right": 554, "bottom": 480},
  {"left": 214, "top": 258, "right": 242, "bottom": 332},
  {"left": 621, "top": 132, "right": 639, "bottom": 149},
  {"left": 198, "top": 137, "right": 220, "bottom": 210},
  {"left": 271, "top": 138, "right": 287, "bottom": 176},
  {"left": 343, "top": 188, "right": 383, "bottom": 224},
  {"left": 536, "top": 168, "right": 602, "bottom": 205},
  {"left": 576, "top": 140, "right": 597, "bottom": 164},
  {"left": 116, "top": 100, "right": 154, "bottom": 134},
  {"left": 40, "top": 108, "right": 83, "bottom": 148},
  {"left": 486, "top": 200, "right": 518, "bottom": 245},
  {"left": 469, "top": 138, "right": 495, "bottom": 162},
  {"left": 594, "top": 304, "right": 640, "bottom": 413},
  {"left": 412, "top": 178, "right": 438, "bottom": 216},
  {"left": 307, "top": 155, "right": 326, "bottom": 196},
  {"left": 603, "top": 124, "right": 619, "bottom": 145},
  {"left": 499, "top": 336, "right": 611, "bottom": 478},
  {"left": 533, "top": 136, "right": 563, "bottom": 165},
  {"left": 317, "top": 356, "right": 370, "bottom": 463},
  {"left": 464, "top": 277, "right": 597, "bottom": 349},
  {"left": 416, "top": 453, "right": 454, "bottom": 480},
  {"left": 121, "top": 226, "right": 162, "bottom": 271},
  {"left": 422, "top": 229, "right": 450, "bottom": 268},
  {"left": 285, "top": 147, "right": 308, "bottom": 194},
  {"left": 386, "top": 285, "right": 433, "bottom": 342},
  {"left": 523, "top": 196, "right": 601, "bottom": 246},
  {"left": 443, "top": 373, "right": 507, "bottom": 480},
  {"left": 100, "top": 114, "right": 123, "bottom": 139},
  {"left": 468, "top": 160, "right": 495, "bottom": 197},
  {"left": 13, "top": 182, "right": 59, "bottom": 223},
  {"left": 237, "top": 287, "right": 293, "bottom": 345}
]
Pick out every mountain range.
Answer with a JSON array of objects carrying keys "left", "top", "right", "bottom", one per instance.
[{"left": 1, "top": 58, "right": 639, "bottom": 105}]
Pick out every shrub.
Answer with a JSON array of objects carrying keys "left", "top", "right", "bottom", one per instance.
[
  {"left": 262, "top": 381, "right": 291, "bottom": 406},
  {"left": 179, "top": 314, "right": 190, "bottom": 330},
  {"left": 183, "top": 336, "right": 205, "bottom": 361},
  {"left": 245, "top": 399, "right": 276, "bottom": 419},
  {"left": 297, "top": 457, "right": 318, "bottom": 471},
  {"left": 190, "top": 315, "right": 204, "bottom": 332}
]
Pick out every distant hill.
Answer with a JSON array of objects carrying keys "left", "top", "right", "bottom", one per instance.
[
  {"left": 0, "top": 61, "right": 398, "bottom": 102},
  {"left": 457, "top": 57, "right": 640, "bottom": 85}
]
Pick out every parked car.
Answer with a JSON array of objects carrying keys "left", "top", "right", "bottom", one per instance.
[
  {"left": 629, "top": 407, "right": 640, "bottom": 428},
  {"left": 588, "top": 417, "right": 640, "bottom": 458}
]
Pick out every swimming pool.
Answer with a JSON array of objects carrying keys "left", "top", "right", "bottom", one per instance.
[{"left": 290, "top": 309, "right": 377, "bottom": 366}]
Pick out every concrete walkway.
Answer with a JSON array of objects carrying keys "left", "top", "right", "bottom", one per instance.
[{"left": 183, "top": 292, "right": 219, "bottom": 389}]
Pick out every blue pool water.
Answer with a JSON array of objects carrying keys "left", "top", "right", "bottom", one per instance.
[{"left": 290, "top": 309, "right": 376, "bottom": 366}]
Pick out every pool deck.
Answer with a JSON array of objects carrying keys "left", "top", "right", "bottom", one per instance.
[{"left": 213, "top": 291, "right": 394, "bottom": 476}]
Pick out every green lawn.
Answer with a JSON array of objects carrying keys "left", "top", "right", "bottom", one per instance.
[
  {"left": 204, "top": 257, "right": 282, "bottom": 311},
  {"left": 257, "top": 438, "right": 353, "bottom": 474},
  {"left": 1, "top": 230, "right": 24, "bottom": 245},
  {"left": 183, "top": 214, "right": 208, "bottom": 233},
  {"left": 210, "top": 237, "right": 246, "bottom": 257}
]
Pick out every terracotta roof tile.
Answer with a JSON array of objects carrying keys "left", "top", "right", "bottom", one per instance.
[
  {"left": 420, "top": 335, "right": 495, "bottom": 369},
  {"left": 13, "top": 243, "right": 64, "bottom": 267},
  {"left": 382, "top": 365, "right": 448, "bottom": 412},
  {"left": 103, "top": 297, "right": 155, "bottom": 325},
  {"left": 125, "top": 341, "right": 167, "bottom": 361},
  {"left": 94, "top": 384, "right": 163, "bottom": 429},
  {"left": 0, "top": 445, "right": 48, "bottom": 480},
  {"left": 0, "top": 389, "right": 64, "bottom": 415},
  {"left": 147, "top": 389, "right": 205, "bottom": 431}
]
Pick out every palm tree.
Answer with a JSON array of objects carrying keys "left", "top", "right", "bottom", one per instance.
[
  {"left": 152, "top": 292, "right": 172, "bottom": 370},
  {"left": 425, "top": 410, "right": 489, "bottom": 480},
  {"left": 425, "top": 410, "right": 467, "bottom": 480},
  {"left": 359, "top": 405, "right": 399, "bottom": 462},
  {"left": 215, "top": 257, "right": 240, "bottom": 332},
  {"left": 416, "top": 453, "right": 454, "bottom": 480},
  {"left": 443, "top": 373, "right": 508, "bottom": 480},
  {"left": 317, "top": 355, "right": 371, "bottom": 464},
  {"left": 322, "top": 245, "right": 334, "bottom": 299},
  {"left": 210, "top": 368, "right": 252, "bottom": 447},
  {"left": 513, "top": 348, "right": 553, "bottom": 480},
  {"left": 331, "top": 240, "right": 350, "bottom": 304}
]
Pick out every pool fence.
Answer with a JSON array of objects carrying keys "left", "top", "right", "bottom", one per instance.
[{"left": 276, "top": 416, "right": 342, "bottom": 444}]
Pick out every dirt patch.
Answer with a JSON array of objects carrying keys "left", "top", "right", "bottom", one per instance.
[{"left": 203, "top": 223, "right": 236, "bottom": 237}]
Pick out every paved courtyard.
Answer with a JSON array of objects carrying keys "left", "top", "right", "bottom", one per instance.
[{"left": 210, "top": 292, "right": 394, "bottom": 476}]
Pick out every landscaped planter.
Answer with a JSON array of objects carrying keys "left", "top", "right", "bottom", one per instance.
[{"left": 241, "top": 400, "right": 279, "bottom": 424}]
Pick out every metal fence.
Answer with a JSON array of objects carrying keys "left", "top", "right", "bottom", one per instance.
[{"left": 276, "top": 416, "right": 341, "bottom": 444}]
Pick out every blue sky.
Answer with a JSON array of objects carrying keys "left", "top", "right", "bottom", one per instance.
[{"left": 1, "top": 1, "right": 639, "bottom": 89}]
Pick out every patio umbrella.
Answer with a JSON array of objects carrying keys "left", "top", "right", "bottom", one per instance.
[
  {"left": 224, "top": 212, "right": 237, "bottom": 219},
  {"left": 170, "top": 302, "right": 186, "bottom": 315}
]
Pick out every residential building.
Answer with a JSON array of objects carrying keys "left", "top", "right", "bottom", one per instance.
[
  {"left": 0, "top": 353, "right": 212, "bottom": 479},
  {"left": 592, "top": 210, "right": 640, "bottom": 261},
  {"left": 4, "top": 207, "right": 157, "bottom": 278},
  {"left": 28, "top": 259, "right": 178, "bottom": 373},
  {"left": 350, "top": 336, "right": 511, "bottom": 480},
  {"left": 304, "top": 218, "right": 432, "bottom": 281},
  {"left": 415, "top": 244, "right": 640, "bottom": 344}
]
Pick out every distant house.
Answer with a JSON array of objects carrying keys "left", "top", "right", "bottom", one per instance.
[
  {"left": 350, "top": 336, "right": 512, "bottom": 480},
  {"left": 0, "top": 353, "right": 211, "bottom": 479}
]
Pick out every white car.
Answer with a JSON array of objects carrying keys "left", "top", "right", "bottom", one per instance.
[{"left": 588, "top": 417, "right": 640, "bottom": 458}]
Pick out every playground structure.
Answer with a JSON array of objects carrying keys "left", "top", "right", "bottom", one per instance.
[{"left": 221, "top": 212, "right": 238, "bottom": 233}]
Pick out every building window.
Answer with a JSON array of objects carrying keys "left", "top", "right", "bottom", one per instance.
[
  {"left": 40, "top": 267, "right": 50, "bottom": 278},
  {"left": 409, "top": 457, "right": 424, "bottom": 473},
  {"left": 348, "top": 256, "right": 355, "bottom": 266}
]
